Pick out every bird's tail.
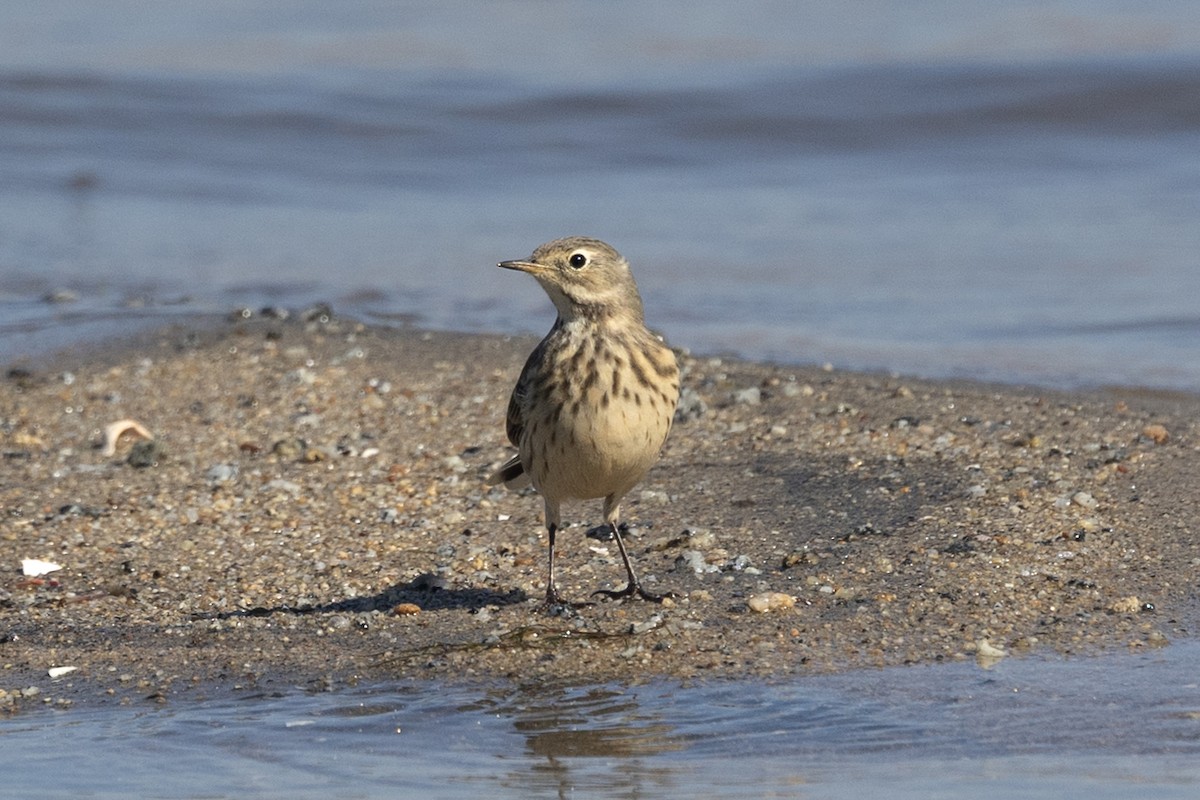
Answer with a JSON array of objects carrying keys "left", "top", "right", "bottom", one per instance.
[{"left": 487, "top": 454, "right": 530, "bottom": 490}]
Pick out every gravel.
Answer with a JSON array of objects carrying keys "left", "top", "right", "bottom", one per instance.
[{"left": 1, "top": 314, "right": 1197, "bottom": 709}]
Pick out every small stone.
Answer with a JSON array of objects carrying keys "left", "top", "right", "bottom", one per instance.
[
  {"left": 1109, "top": 596, "right": 1142, "bottom": 614},
  {"left": 127, "top": 440, "right": 166, "bottom": 468},
  {"left": 674, "top": 387, "right": 708, "bottom": 422},
  {"left": 272, "top": 438, "right": 307, "bottom": 460},
  {"left": 263, "top": 479, "right": 302, "bottom": 495},
  {"left": 1072, "top": 491, "right": 1098, "bottom": 509},
  {"left": 286, "top": 367, "right": 318, "bottom": 386},
  {"left": 630, "top": 615, "right": 663, "bottom": 635},
  {"left": 731, "top": 387, "right": 761, "bottom": 406},
  {"left": 782, "top": 551, "right": 818, "bottom": 568},
  {"left": 683, "top": 529, "right": 717, "bottom": 549},
  {"left": 1141, "top": 424, "right": 1169, "bottom": 445},
  {"left": 302, "top": 447, "right": 328, "bottom": 463},
  {"left": 726, "top": 554, "right": 752, "bottom": 571},
  {"left": 393, "top": 603, "right": 421, "bottom": 616},
  {"left": 206, "top": 464, "right": 238, "bottom": 484},
  {"left": 746, "top": 592, "right": 796, "bottom": 613},
  {"left": 675, "top": 550, "right": 719, "bottom": 574},
  {"left": 638, "top": 489, "right": 671, "bottom": 505}
]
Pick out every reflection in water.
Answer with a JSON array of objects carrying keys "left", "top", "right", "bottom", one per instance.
[
  {"left": 502, "top": 686, "right": 683, "bottom": 757},
  {"left": 465, "top": 685, "right": 687, "bottom": 799},
  {"left": 3, "top": 645, "right": 1200, "bottom": 799}
]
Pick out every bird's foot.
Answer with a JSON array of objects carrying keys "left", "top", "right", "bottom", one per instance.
[{"left": 592, "top": 583, "right": 676, "bottom": 603}]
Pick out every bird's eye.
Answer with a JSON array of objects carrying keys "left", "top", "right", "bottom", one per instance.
[{"left": 568, "top": 253, "right": 588, "bottom": 269}]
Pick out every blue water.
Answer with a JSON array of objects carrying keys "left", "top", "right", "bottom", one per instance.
[
  {"left": 4, "top": 643, "right": 1200, "bottom": 799},
  {"left": 1, "top": 1, "right": 1199, "bottom": 389}
]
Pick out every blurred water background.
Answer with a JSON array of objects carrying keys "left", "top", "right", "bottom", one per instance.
[{"left": 2, "top": 1, "right": 1199, "bottom": 390}]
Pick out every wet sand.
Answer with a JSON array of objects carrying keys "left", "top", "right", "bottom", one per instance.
[{"left": 2, "top": 313, "right": 1197, "bottom": 709}]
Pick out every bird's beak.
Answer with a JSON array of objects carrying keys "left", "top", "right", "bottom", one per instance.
[{"left": 498, "top": 259, "right": 543, "bottom": 275}]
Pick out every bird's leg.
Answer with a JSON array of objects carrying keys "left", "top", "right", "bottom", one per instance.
[
  {"left": 542, "top": 523, "right": 567, "bottom": 606},
  {"left": 593, "top": 520, "right": 674, "bottom": 602},
  {"left": 540, "top": 523, "right": 591, "bottom": 610}
]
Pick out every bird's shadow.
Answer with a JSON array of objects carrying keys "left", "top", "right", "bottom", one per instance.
[{"left": 191, "top": 573, "right": 528, "bottom": 621}]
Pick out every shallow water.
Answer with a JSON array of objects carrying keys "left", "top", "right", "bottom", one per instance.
[
  {"left": 2, "top": 2, "right": 1200, "bottom": 390},
  {"left": 5, "top": 642, "right": 1200, "bottom": 799}
]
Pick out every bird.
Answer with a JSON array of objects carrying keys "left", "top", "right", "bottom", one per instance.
[{"left": 488, "top": 237, "right": 680, "bottom": 608}]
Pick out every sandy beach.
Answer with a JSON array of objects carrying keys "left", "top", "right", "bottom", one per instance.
[{"left": 2, "top": 312, "right": 1197, "bottom": 709}]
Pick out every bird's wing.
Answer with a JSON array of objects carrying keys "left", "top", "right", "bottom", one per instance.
[{"left": 505, "top": 339, "right": 545, "bottom": 446}]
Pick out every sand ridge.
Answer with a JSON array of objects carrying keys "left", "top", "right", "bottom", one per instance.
[{"left": 2, "top": 314, "right": 1196, "bottom": 708}]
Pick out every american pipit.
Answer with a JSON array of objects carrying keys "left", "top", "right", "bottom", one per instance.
[{"left": 489, "top": 237, "right": 680, "bottom": 607}]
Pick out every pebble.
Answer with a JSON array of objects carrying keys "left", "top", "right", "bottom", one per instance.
[
  {"left": 780, "top": 382, "right": 812, "bottom": 398},
  {"left": 638, "top": 489, "right": 671, "bottom": 504},
  {"left": 675, "top": 550, "right": 719, "bottom": 574},
  {"left": 1072, "top": 491, "right": 1098, "bottom": 509},
  {"left": 1109, "top": 596, "right": 1143, "bottom": 614},
  {"left": 286, "top": 367, "right": 318, "bottom": 386},
  {"left": 732, "top": 387, "right": 762, "bottom": 406},
  {"left": 680, "top": 529, "right": 717, "bottom": 549},
  {"left": 1141, "top": 424, "right": 1169, "bottom": 444},
  {"left": 263, "top": 478, "right": 302, "bottom": 495},
  {"left": 674, "top": 387, "right": 708, "bottom": 421},
  {"left": 272, "top": 438, "right": 307, "bottom": 459},
  {"left": 630, "top": 615, "right": 663, "bottom": 635},
  {"left": 206, "top": 464, "right": 238, "bottom": 484},
  {"left": 127, "top": 439, "right": 166, "bottom": 468},
  {"left": 746, "top": 592, "right": 796, "bottom": 613},
  {"left": 726, "top": 554, "right": 753, "bottom": 571}
]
